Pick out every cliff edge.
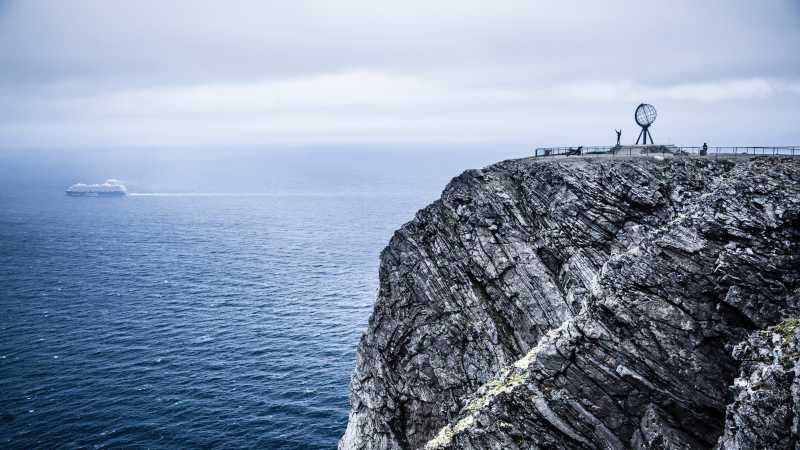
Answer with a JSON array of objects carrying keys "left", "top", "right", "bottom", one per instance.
[{"left": 340, "top": 156, "right": 800, "bottom": 450}]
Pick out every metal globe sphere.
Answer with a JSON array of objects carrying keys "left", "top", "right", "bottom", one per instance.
[{"left": 635, "top": 103, "right": 657, "bottom": 127}]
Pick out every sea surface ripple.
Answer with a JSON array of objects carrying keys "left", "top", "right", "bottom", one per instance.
[{"left": 0, "top": 191, "right": 428, "bottom": 449}]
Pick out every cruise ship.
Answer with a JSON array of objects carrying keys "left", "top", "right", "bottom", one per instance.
[{"left": 66, "top": 179, "right": 128, "bottom": 197}]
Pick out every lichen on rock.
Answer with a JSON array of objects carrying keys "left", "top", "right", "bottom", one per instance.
[{"left": 716, "top": 317, "right": 800, "bottom": 449}]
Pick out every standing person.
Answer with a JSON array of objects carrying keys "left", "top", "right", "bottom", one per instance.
[
  {"left": 701, "top": 142, "right": 708, "bottom": 155},
  {"left": 615, "top": 129, "right": 622, "bottom": 146}
]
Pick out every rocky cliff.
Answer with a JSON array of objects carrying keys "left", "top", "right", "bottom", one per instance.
[{"left": 340, "top": 155, "right": 800, "bottom": 450}]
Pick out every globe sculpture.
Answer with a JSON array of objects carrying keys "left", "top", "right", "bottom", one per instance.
[{"left": 634, "top": 103, "right": 657, "bottom": 144}]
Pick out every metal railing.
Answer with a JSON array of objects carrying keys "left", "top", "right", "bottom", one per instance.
[
  {"left": 675, "top": 146, "right": 800, "bottom": 156},
  {"left": 534, "top": 146, "right": 800, "bottom": 158},
  {"left": 534, "top": 146, "right": 613, "bottom": 157}
]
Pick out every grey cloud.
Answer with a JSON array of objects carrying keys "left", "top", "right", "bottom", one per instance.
[{"left": 0, "top": 0, "right": 798, "bottom": 148}]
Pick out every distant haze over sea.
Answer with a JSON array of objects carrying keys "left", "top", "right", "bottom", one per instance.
[{"left": 0, "top": 146, "right": 532, "bottom": 197}]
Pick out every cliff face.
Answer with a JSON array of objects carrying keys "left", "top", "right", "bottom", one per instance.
[{"left": 340, "top": 156, "right": 800, "bottom": 450}]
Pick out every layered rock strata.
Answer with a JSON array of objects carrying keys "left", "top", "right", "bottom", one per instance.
[{"left": 340, "top": 156, "right": 800, "bottom": 450}]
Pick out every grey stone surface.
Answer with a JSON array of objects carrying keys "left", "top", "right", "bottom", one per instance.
[
  {"left": 716, "top": 318, "right": 800, "bottom": 450},
  {"left": 339, "top": 156, "right": 800, "bottom": 450}
]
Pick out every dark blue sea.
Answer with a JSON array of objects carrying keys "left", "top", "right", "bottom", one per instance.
[
  {"left": 0, "top": 147, "right": 521, "bottom": 449},
  {"left": 0, "top": 189, "right": 431, "bottom": 449}
]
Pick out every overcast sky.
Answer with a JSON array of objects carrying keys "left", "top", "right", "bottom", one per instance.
[{"left": 1, "top": 0, "right": 798, "bottom": 149}]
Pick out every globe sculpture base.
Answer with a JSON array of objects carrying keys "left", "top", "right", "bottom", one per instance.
[
  {"left": 635, "top": 126, "right": 654, "bottom": 145},
  {"left": 611, "top": 144, "right": 678, "bottom": 156}
]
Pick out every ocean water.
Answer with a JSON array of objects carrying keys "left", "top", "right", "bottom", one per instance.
[{"left": 0, "top": 190, "right": 432, "bottom": 449}]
